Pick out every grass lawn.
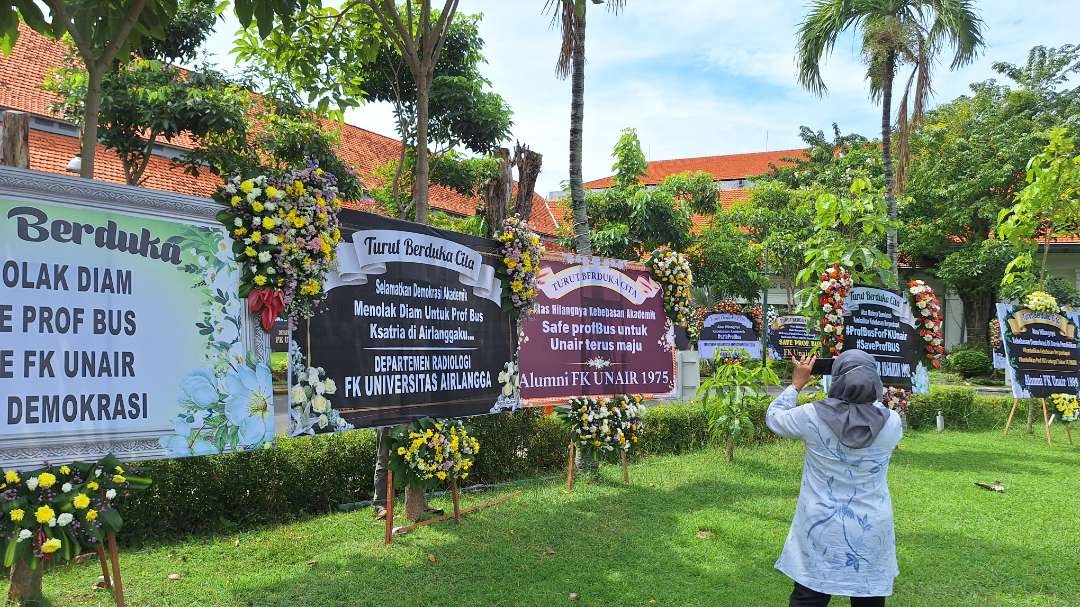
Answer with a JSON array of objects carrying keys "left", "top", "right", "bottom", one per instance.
[{"left": 10, "top": 429, "right": 1078, "bottom": 606}]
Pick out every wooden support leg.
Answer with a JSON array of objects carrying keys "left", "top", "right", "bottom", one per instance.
[
  {"left": 1003, "top": 398, "right": 1019, "bottom": 436},
  {"left": 566, "top": 442, "right": 576, "bottom": 492},
  {"left": 1066, "top": 423, "right": 1074, "bottom": 446},
  {"left": 384, "top": 469, "right": 394, "bottom": 545},
  {"left": 1027, "top": 401, "right": 1035, "bottom": 434},
  {"left": 96, "top": 544, "right": 112, "bottom": 589},
  {"left": 107, "top": 532, "right": 125, "bottom": 607},
  {"left": 620, "top": 450, "right": 629, "bottom": 484},
  {"left": 451, "top": 478, "right": 461, "bottom": 524},
  {"left": 1041, "top": 399, "right": 1053, "bottom": 448}
]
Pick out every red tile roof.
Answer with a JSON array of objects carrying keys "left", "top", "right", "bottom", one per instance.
[
  {"left": 2, "top": 25, "right": 558, "bottom": 235},
  {"left": 582, "top": 148, "right": 807, "bottom": 189}
]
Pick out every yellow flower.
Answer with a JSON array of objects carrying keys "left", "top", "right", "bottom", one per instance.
[
  {"left": 250, "top": 231, "right": 262, "bottom": 243},
  {"left": 35, "top": 505, "right": 55, "bottom": 524},
  {"left": 244, "top": 246, "right": 257, "bottom": 258},
  {"left": 37, "top": 472, "right": 56, "bottom": 489},
  {"left": 293, "top": 180, "right": 305, "bottom": 195},
  {"left": 397, "top": 447, "right": 406, "bottom": 455},
  {"left": 4, "top": 471, "right": 19, "bottom": 483},
  {"left": 299, "top": 279, "right": 321, "bottom": 296},
  {"left": 240, "top": 180, "right": 254, "bottom": 193},
  {"left": 504, "top": 258, "right": 518, "bottom": 270},
  {"left": 115, "top": 466, "right": 123, "bottom": 474},
  {"left": 233, "top": 227, "right": 248, "bottom": 237},
  {"left": 72, "top": 493, "right": 90, "bottom": 509},
  {"left": 85, "top": 509, "right": 98, "bottom": 522},
  {"left": 252, "top": 201, "right": 264, "bottom": 213},
  {"left": 253, "top": 275, "right": 268, "bottom": 286},
  {"left": 59, "top": 466, "right": 71, "bottom": 475},
  {"left": 41, "top": 538, "right": 62, "bottom": 554},
  {"left": 9, "top": 509, "right": 24, "bottom": 522},
  {"left": 230, "top": 195, "right": 241, "bottom": 207},
  {"left": 436, "top": 471, "right": 447, "bottom": 481},
  {"left": 112, "top": 474, "right": 126, "bottom": 484},
  {"left": 87, "top": 481, "right": 99, "bottom": 491},
  {"left": 265, "top": 185, "right": 279, "bottom": 198},
  {"left": 262, "top": 216, "right": 276, "bottom": 230},
  {"left": 320, "top": 240, "right": 332, "bottom": 256},
  {"left": 291, "top": 216, "right": 306, "bottom": 228}
]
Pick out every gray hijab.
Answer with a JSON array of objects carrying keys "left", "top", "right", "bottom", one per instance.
[{"left": 813, "top": 349, "right": 888, "bottom": 449}]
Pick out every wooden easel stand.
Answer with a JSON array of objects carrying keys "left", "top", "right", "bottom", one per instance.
[
  {"left": 1004, "top": 397, "right": 1060, "bottom": 448},
  {"left": 94, "top": 532, "right": 125, "bottom": 607},
  {"left": 566, "top": 442, "right": 631, "bottom": 490},
  {"left": 384, "top": 472, "right": 520, "bottom": 544}
]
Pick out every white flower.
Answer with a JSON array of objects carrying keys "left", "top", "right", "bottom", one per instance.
[
  {"left": 17, "top": 529, "right": 31, "bottom": 543},
  {"left": 820, "top": 281, "right": 830, "bottom": 291},
  {"left": 257, "top": 251, "right": 271, "bottom": 263},
  {"left": 265, "top": 202, "right": 276, "bottom": 211},
  {"left": 225, "top": 184, "right": 236, "bottom": 194},
  {"left": 317, "top": 414, "right": 329, "bottom": 429},
  {"left": 307, "top": 368, "right": 321, "bottom": 385},
  {"left": 314, "top": 381, "right": 326, "bottom": 395},
  {"left": 106, "top": 489, "right": 117, "bottom": 500},
  {"left": 57, "top": 513, "right": 73, "bottom": 526},
  {"left": 323, "top": 378, "right": 337, "bottom": 395},
  {"left": 822, "top": 303, "right": 833, "bottom": 312},
  {"left": 48, "top": 517, "right": 56, "bottom": 527},
  {"left": 26, "top": 477, "right": 38, "bottom": 490},
  {"left": 290, "top": 384, "right": 308, "bottom": 403},
  {"left": 94, "top": 468, "right": 102, "bottom": 478},
  {"left": 234, "top": 218, "right": 242, "bottom": 227},
  {"left": 267, "top": 235, "right": 279, "bottom": 245},
  {"left": 311, "top": 395, "right": 330, "bottom": 414},
  {"left": 61, "top": 482, "right": 72, "bottom": 493}
]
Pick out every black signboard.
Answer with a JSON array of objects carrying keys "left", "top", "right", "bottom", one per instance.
[
  {"left": 698, "top": 313, "right": 761, "bottom": 360},
  {"left": 271, "top": 319, "right": 290, "bottom": 352},
  {"left": 996, "top": 303, "right": 1080, "bottom": 398},
  {"left": 299, "top": 211, "right": 514, "bottom": 428},
  {"left": 842, "top": 287, "right": 923, "bottom": 392},
  {"left": 768, "top": 315, "right": 818, "bottom": 360}
]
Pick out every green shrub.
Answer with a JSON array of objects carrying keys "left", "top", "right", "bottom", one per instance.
[
  {"left": 908, "top": 386, "right": 1023, "bottom": 431},
  {"left": 947, "top": 349, "right": 992, "bottom": 378}
]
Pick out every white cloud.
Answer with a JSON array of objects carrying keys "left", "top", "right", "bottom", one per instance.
[{"left": 201, "top": 0, "right": 1079, "bottom": 196}]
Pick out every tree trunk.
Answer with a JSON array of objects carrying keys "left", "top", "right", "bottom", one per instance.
[
  {"left": 959, "top": 291, "right": 993, "bottom": 349},
  {"left": 568, "top": 5, "right": 591, "bottom": 256},
  {"left": 80, "top": 67, "right": 105, "bottom": 179},
  {"left": 404, "top": 483, "right": 426, "bottom": 521},
  {"left": 725, "top": 437, "right": 734, "bottom": 462},
  {"left": 8, "top": 559, "right": 45, "bottom": 607},
  {"left": 394, "top": 141, "right": 408, "bottom": 219},
  {"left": 881, "top": 51, "right": 897, "bottom": 287},
  {"left": 0, "top": 110, "right": 30, "bottom": 168},
  {"left": 483, "top": 147, "right": 512, "bottom": 237},
  {"left": 413, "top": 76, "right": 431, "bottom": 225},
  {"left": 513, "top": 142, "right": 543, "bottom": 221}
]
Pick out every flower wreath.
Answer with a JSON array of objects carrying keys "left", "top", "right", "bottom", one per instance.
[
  {"left": 0, "top": 455, "right": 149, "bottom": 568},
  {"left": 908, "top": 280, "right": 944, "bottom": 368},
  {"left": 1024, "top": 290, "right": 1060, "bottom": 314},
  {"left": 881, "top": 386, "right": 910, "bottom": 415},
  {"left": 287, "top": 348, "right": 353, "bottom": 436},
  {"left": 817, "top": 264, "right": 853, "bottom": 355},
  {"left": 387, "top": 419, "right": 480, "bottom": 489},
  {"left": 215, "top": 162, "right": 344, "bottom": 331},
  {"left": 496, "top": 217, "right": 544, "bottom": 316},
  {"left": 643, "top": 247, "right": 693, "bottom": 331},
  {"left": 989, "top": 318, "right": 1003, "bottom": 352},
  {"left": 562, "top": 394, "right": 644, "bottom": 456},
  {"left": 1049, "top": 393, "right": 1078, "bottom": 423}
]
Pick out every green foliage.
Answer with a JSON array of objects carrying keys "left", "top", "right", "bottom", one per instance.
[
  {"left": 429, "top": 211, "right": 487, "bottom": 237},
  {"left": 136, "top": 0, "right": 218, "bottom": 63},
  {"left": 947, "top": 349, "right": 992, "bottom": 378},
  {"left": 769, "top": 124, "right": 883, "bottom": 195},
  {"left": 906, "top": 387, "right": 1028, "bottom": 431},
  {"left": 686, "top": 220, "right": 768, "bottom": 303},
  {"left": 998, "top": 128, "right": 1080, "bottom": 292},
  {"left": 795, "top": 176, "right": 895, "bottom": 311},
  {"left": 696, "top": 360, "right": 780, "bottom": 460},
  {"left": 429, "top": 151, "right": 500, "bottom": 197},
  {"left": 45, "top": 53, "right": 250, "bottom": 185},
  {"left": 559, "top": 128, "right": 700, "bottom": 259}
]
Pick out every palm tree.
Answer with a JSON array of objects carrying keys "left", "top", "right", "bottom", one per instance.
[
  {"left": 545, "top": 0, "right": 627, "bottom": 256},
  {"left": 795, "top": 0, "right": 984, "bottom": 283}
]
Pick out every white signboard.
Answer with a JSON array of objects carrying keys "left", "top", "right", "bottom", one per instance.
[{"left": 0, "top": 168, "right": 269, "bottom": 469}]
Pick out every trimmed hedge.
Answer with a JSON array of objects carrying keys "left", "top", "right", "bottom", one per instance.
[{"left": 908, "top": 386, "right": 1029, "bottom": 431}]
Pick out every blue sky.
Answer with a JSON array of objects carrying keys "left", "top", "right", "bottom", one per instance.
[{"left": 203, "top": 1, "right": 1079, "bottom": 195}]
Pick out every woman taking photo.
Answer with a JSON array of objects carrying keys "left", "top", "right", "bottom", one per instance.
[{"left": 766, "top": 350, "right": 903, "bottom": 607}]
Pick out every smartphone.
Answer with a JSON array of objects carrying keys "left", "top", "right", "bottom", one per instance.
[{"left": 811, "top": 357, "right": 834, "bottom": 376}]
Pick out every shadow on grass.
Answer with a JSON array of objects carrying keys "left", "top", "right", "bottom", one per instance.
[
  {"left": 228, "top": 465, "right": 796, "bottom": 607},
  {"left": 894, "top": 434, "right": 1080, "bottom": 476}
]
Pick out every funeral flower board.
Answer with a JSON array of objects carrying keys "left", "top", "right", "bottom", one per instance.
[
  {"left": 698, "top": 313, "right": 761, "bottom": 360},
  {"left": 298, "top": 211, "right": 515, "bottom": 428},
  {"left": 995, "top": 303, "right": 1080, "bottom": 399},
  {"left": 841, "top": 286, "right": 927, "bottom": 394},
  {"left": 0, "top": 168, "right": 270, "bottom": 469},
  {"left": 768, "top": 315, "right": 819, "bottom": 360},
  {"left": 518, "top": 255, "right": 676, "bottom": 400}
]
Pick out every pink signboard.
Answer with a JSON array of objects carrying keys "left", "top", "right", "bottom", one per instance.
[{"left": 518, "top": 256, "right": 677, "bottom": 400}]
